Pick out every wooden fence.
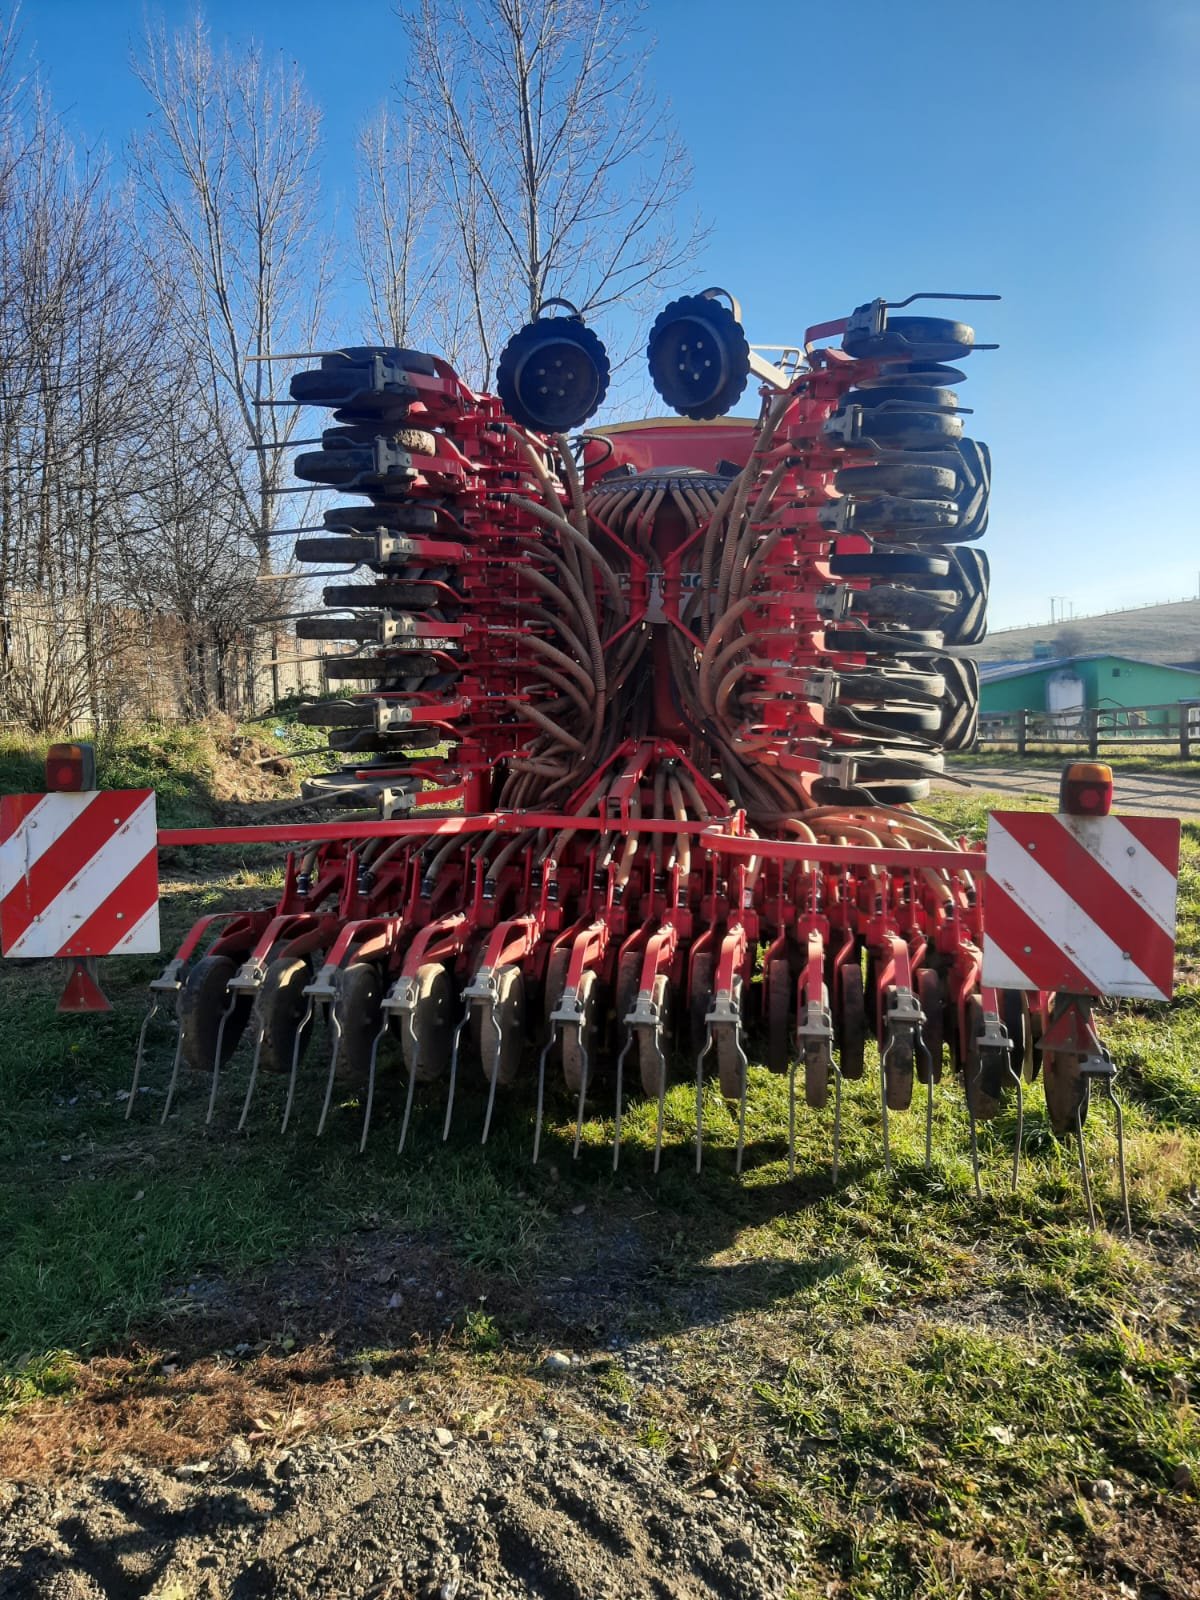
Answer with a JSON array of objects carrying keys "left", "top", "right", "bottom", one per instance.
[{"left": 978, "top": 702, "right": 1200, "bottom": 758}]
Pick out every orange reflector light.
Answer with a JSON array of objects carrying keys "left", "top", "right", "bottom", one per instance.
[
  {"left": 45, "top": 741, "right": 96, "bottom": 793},
  {"left": 1059, "top": 760, "right": 1113, "bottom": 816}
]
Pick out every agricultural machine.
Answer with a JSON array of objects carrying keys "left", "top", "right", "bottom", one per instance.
[{"left": 3, "top": 289, "right": 1180, "bottom": 1218}]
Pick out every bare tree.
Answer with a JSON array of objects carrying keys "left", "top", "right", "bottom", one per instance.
[
  {"left": 129, "top": 15, "right": 333, "bottom": 574},
  {"left": 359, "top": 0, "right": 704, "bottom": 387}
]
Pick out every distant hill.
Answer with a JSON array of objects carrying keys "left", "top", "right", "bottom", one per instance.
[{"left": 974, "top": 598, "right": 1200, "bottom": 667}]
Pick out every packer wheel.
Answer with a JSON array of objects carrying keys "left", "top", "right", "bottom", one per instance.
[
  {"left": 255, "top": 955, "right": 314, "bottom": 1075},
  {"left": 401, "top": 962, "right": 453, "bottom": 1082},
  {"left": 333, "top": 961, "right": 385, "bottom": 1088},
  {"left": 766, "top": 957, "right": 791, "bottom": 1075},
  {"left": 178, "top": 953, "right": 253, "bottom": 1074},
  {"left": 917, "top": 967, "right": 945, "bottom": 1084},
  {"left": 562, "top": 968, "right": 603, "bottom": 1095},
  {"left": 883, "top": 985, "right": 916, "bottom": 1111},
  {"left": 838, "top": 963, "right": 866, "bottom": 1079},
  {"left": 804, "top": 983, "right": 832, "bottom": 1109},
  {"left": 474, "top": 964, "right": 526, "bottom": 1087},
  {"left": 715, "top": 976, "right": 746, "bottom": 1101},
  {"left": 637, "top": 975, "right": 672, "bottom": 1098},
  {"left": 962, "top": 993, "right": 1003, "bottom": 1121}
]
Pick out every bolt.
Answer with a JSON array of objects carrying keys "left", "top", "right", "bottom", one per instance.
[
  {"left": 1027, "top": 842, "right": 1036, "bottom": 851},
  {"left": 1127, "top": 846, "right": 1136, "bottom": 856},
  {"left": 1023, "top": 945, "right": 1032, "bottom": 954}
]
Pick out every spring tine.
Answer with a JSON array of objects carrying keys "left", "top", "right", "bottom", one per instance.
[
  {"left": 281, "top": 998, "right": 316, "bottom": 1134},
  {"left": 611, "top": 1031, "right": 633, "bottom": 1172},
  {"left": 481, "top": 1001, "right": 504, "bottom": 1145},
  {"left": 787, "top": 1049, "right": 798, "bottom": 1178},
  {"left": 443, "top": 997, "right": 473, "bottom": 1142},
  {"left": 126, "top": 999, "right": 160, "bottom": 1120},
  {"left": 1109, "top": 1085, "right": 1132, "bottom": 1237},
  {"left": 396, "top": 1005, "right": 422, "bottom": 1156},
  {"left": 831, "top": 1063, "right": 845, "bottom": 1185},
  {"left": 651, "top": 1029, "right": 669, "bottom": 1175},
  {"left": 1076, "top": 1104, "right": 1097, "bottom": 1231},
  {"left": 316, "top": 1009, "right": 344, "bottom": 1137},
  {"left": 160, "top": 1032, "right": 187, "bottom": 1124},
  {"left": 878, "top": 1035, "right": 893, "bottom": 1174},
  {"left": 533, "top": 1025, "right": 558, "bottom": 1165},
  {"left": 734, "top": 1028, "right": 750, "bottom": 1176},
  {"left": 204, "top": 988, "right": 239, "bottom": 1126},
  {"left": 358, "top": 1017, "right": 389, "bottom": 1154},
  {"left": 916, "top": 1036, "right": 934, "bottom": 1174},
  {"left": 694, "top": 1027, "right": 714, "bottom": 1175},
  {"left": 571, "top": 1026, "right": 590, "bottom": 1160},
  {"left": 1007, "top": 1053, "right": 1024, "bottom": 1195},
  {"left": 236, "top": 1020, "right": 268, "bottom": 1134},
  {"left": 966, "top": 1091, "right": 983, "bottom": 1200}
]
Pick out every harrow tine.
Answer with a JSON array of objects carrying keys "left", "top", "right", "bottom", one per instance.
[
  {"left": 1075, "top": 1104, "right": 1098, "bottom": 1231},
  {"left": 316, "top": 1008, "right": 344, "bottom": 1137},
  {"left": 651, "top": 1029, "right": 669, "bottom": 1175},
  {"left": 571, "top": 1026, "right": 591, "bottom": 1160},
  {"left": 733, "top": 1027, "right": 750, "bottom": 1176},
  {"left": 1109, "top": 1085, "right": 1132, "bottom": 1237},
  {"left": 532, "top": 1024, "right": 559, "bottom": 1165},
  {"left": 481, "top": 1002, "right": 505, "bottom": 1145},
  {"left": 787, "top": 1048, "right": 798, "bottom": 1179},
  {"left": 878, "top": 1035, "right": 894, "bottom": 1175},
  {"left": 126, "top": 998, "right": 161, "bottom": 1120},
  {"left": 966, "top": 1089, "right": 983, "bottom": 1199},
  {"left": 358, "top": 1016, "right": 389, "bottom": 1153},
  {"left": 281, "top": 998, "right": 316, "bottom": 1134},
  {"left": 160, "top": 1032, "right": 187, "bottom": 1124},
  {"left": 611, "top": 1031, "right": 633, "bottom": 1172},
  {"left": 1007, "top": 1052, "right": 1025, "bottom": 1195},
  {"left": 395, "top": 1005, "right": 422, "bottom": 1156},
  {"left": 236, "top": 1020, "right": 268, "bottom": 1134},
  {"left": 694, "top": 1027, "right": 714, "bottom": 1174},
  {"left": 443, "top": 996, "right": 473, "bottom": 1142},
  {"left": 204, "top": 986, "right": 240, "bottom": 1126},
  {"left": 831, "top": 1063, "right": 845, "bottom": 1185},
  {"left": 916, "top": 1036, "right": 934, "bottom": 1174}
]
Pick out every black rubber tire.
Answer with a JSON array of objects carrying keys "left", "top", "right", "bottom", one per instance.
[
  {"left": 815, "top": 776, "right": 932, "bottom": 805},
  {"left": 830, "top": 664, "right": 946, "bottom": 704},
  {"left": 1000, "top": 990, "right": 1030, "bottom": 1083},
  {"left": 838, "top": 963, "right": 866, "bottom": 1080},
  {"left": 296, "top": 536, "right": 376, "bottom": 566},
  {"left": 823, "top": 624, "right": 946, "bottom": 654},
  {"left": 322, "top": 583, "right": 446, "bottom": 610},
  {"left": 333, "top": 961, "right": 384, "bottom": 1088},
  {"left": 829, "top": 496, "right": 962, "bottom": 537},
  {"left": 843, "top": 385, "right": 960, "bottom": 411},
  {"left": 324, "top": 654, "right": 453, "bottom": 682},
  {"left": 496, "top": 315, "right": 611, "bottom": 432},
  {"left": 835, "top": 462, "right": 958, "bottom": 499},
  {"left": 178, "top": 953, "right": 254, "bottom": 1074},
  {"left": 324, "top": 503, "right": 439, "bottom": 534},
  {"left": 825, "top": 702, "right": 943, "bottom": 737},
  {"left": 256, "top": 956, "right": 315, "bottom": 1075},
  {"left": 647, "top": 294, "right": 751, "bottom": 420},
  {"left": 767, "top": 958, "right": 791, "bottom": 1076},
  {"left": 295, "top": 700, "right": 376, "bottom": 728},
  {"left": 850, "top": 585, "right": 959, "bottom": 627},
  {"left": 927, "top": 655, "right": 980, "bottom": 750},
  {"left": 936, "top": 547, "right": 989, "bottom": 647},
  {"left": 855, "top": 361, "right": 968, "bottom": 389},
  {"left": 296, "top": 616, "right": 377, "bottom": 642},
  {"left": 835, "top": 407, "right": 963, "bottom": 451},
  {"left": 828, "top": 551, "right": 951, "bottom": 579},
  {"left": 843, "top": 314, "right": 975, "bottom": 363},
  {"left": 290, "top": 347, "right": 437, "bottom": 411},
  {"left": 917, "top": 967, "right": 945, "bottom": 1085},
  {"left": 689, "top": 952, "right": 715, "bottom": 1054}
]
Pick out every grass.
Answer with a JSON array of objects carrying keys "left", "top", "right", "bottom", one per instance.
[
  {"left": 0, "top": 741, "right": 1198, "bottom": 1596},
  {"left": 952, "top": 745, "right": 1199, "bottom": 776}
]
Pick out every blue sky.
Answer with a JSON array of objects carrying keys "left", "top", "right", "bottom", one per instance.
[{"left": 18, "top": 0, "right": 1200, "bottom": 630}]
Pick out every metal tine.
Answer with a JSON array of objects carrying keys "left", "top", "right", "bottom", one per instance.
[
  {"left": 532, "top": 1025, "right": 559, "bottom": 1165},
  {"left": 650, "top": 1027, "right": 670, "bottom": 1175},
  {"left": 571, "top": 1024, "right": 591, "bottom": 1160},
  {"left": 966, "top": 1086, "right": 983, "bottom": 1200},
  {"left": 358, "top": 1016, "right": 390, "bottom": 1154},
  {"left": 611, "top": 1032, "right": 633, "bottom": 1172},
  {"left": 316, "top": 1008, "right": 345, "bottom": 1137},
  {"left": 481, "top": 1000, "right": 505, "bottom": 1145},
  {"left": 395, "top": 997, "right": 422, "bottom": 1156},
  {"left": 694, "top": 1027, "right": 714, "bottom": 1174},
  {"left": 831, "top": 1063, "right": 845, "bottom": 1185},
  {"left": 1006, "top": 1053, "right": 1025, "bottom": 1194},
  {"left": 1075, "top": 1104, "right": 1098, "bottom": 1231},
  {"left": 204, "top": 987, "right": 240, "bottom": 1126},
  {"left": 733, "top": 1027, "right": 751, "bottom": 1176},
  {"left": 281, "top": 998, "right": 316, "bottom": 1134},
  {"left": 786, "top": 1045, "right": 798, "bottom": 1179},
  {"left": 1109, "top": 1085, "right": 1133, "bottom": 1237},
  {"left": 878, "top": 1035, "right": 894, "bottom": 1174},
  {"left": 160, "top": 1032, "right": 187, "bottom": 1124},
  {"left": 443, "top": 996, "right": 473, "bottom": 1142},
  {"left": 126, "top": 998, "right": 161, "bottom": 1120},
  {"left": 915, "top": 1035, "right": 934, "bottom": 1174},
  {"left": 236, "top": 1020, "right": 268, "bottom": 1134}
]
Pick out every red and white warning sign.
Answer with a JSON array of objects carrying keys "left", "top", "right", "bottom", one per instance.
[
  {"left": 982, "top": 810, "right": 1180, "bottom": 1001},
  {"left": 0, "top": 789, "right": 159, "bottom": 959}
]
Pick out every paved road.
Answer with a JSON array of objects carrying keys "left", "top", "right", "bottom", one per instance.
[{"left": 935, "top": 764, "right": 1200, "bottom": 819}]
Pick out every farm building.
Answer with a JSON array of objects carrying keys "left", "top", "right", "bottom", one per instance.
[{"left": 979, "top": 653, "right": 1200, "bottom": 727}]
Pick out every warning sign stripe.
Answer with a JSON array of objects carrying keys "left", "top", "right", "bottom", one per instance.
[
  {"left": 0, "top": 790, "right": 152, "bottom": 953},
  {"left": 993, "top": 812, "right": 1175, "bottom": 981},
  {"left": 54, "top": 846, "right": 160, "bottom": 959},
  {"left": 983, "top": 877, "right": 1114, "bottom": 995}
]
